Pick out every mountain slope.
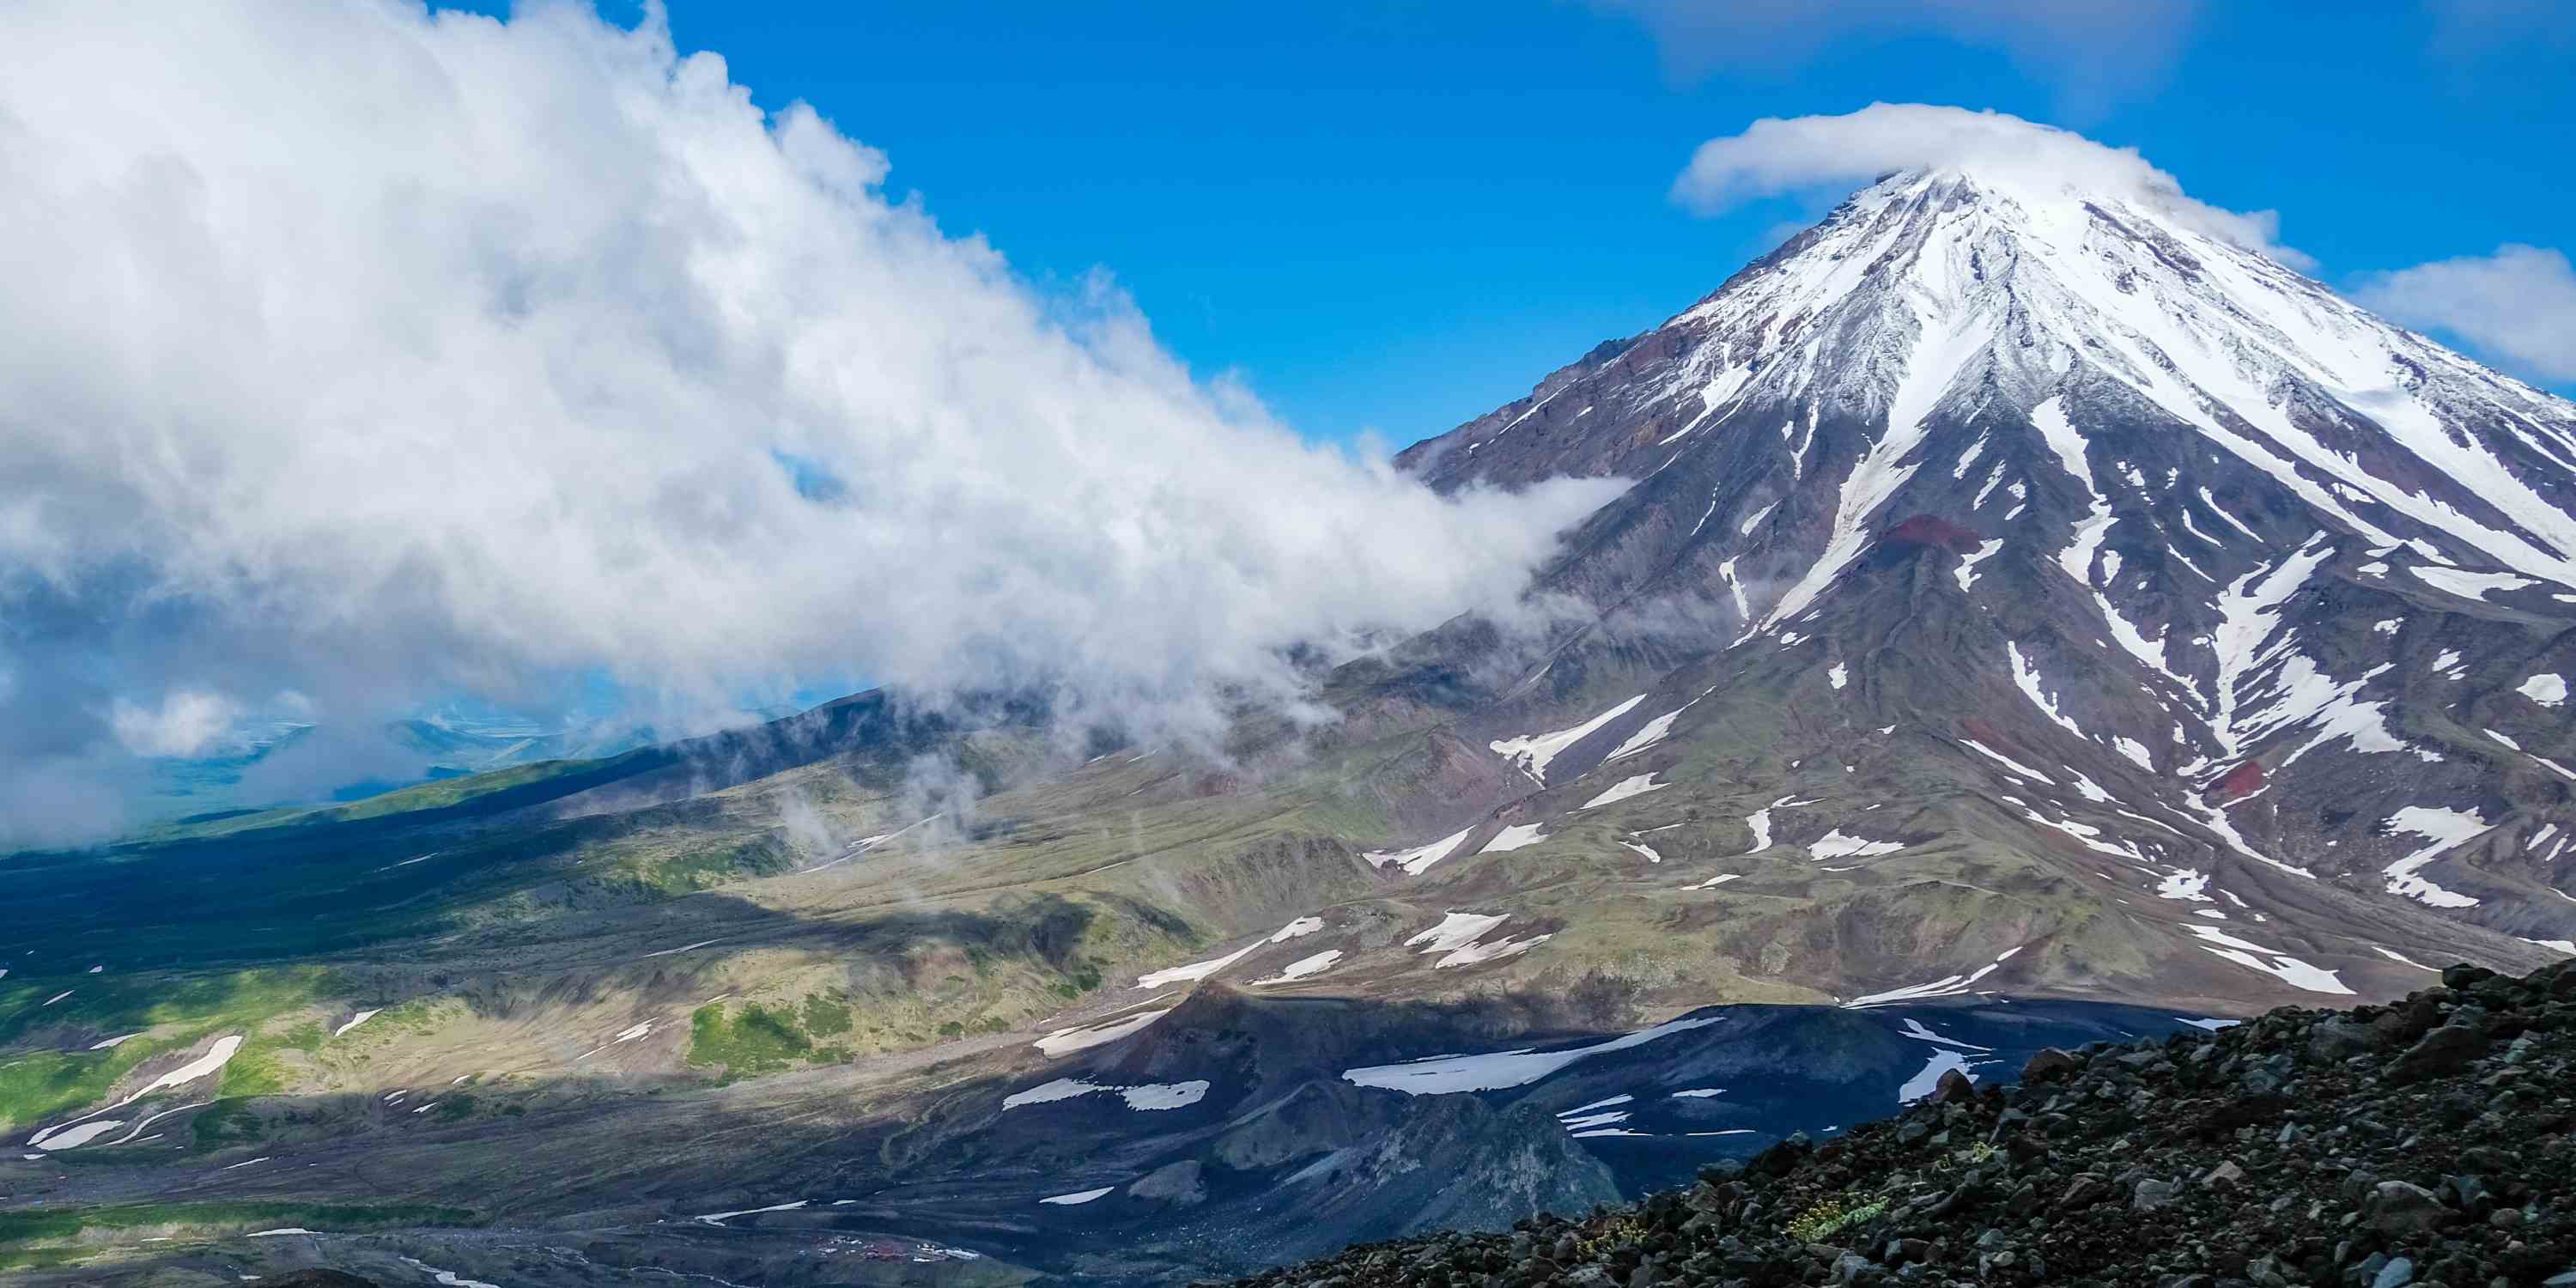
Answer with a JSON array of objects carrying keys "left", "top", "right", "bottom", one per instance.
[{"left": 1352, "top": 164, "right": 2576, "bottom": 1006}]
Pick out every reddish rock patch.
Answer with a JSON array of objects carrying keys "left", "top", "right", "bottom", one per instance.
[
  {"left": 2212, "top": 761, "right": 2268, "bottom": 802},
  {"left": 1880, "top": 513, "right": 1984, "bottom": 555}
]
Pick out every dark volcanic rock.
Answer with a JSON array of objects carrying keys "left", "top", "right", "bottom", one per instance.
[{"left": 1226, "top": 959, "right": 2576, "bottom": 1288}]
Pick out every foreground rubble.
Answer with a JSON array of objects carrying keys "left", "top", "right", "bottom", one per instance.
[{"left": 1221, "top": 961, "right": 2576, "bottom": 1288}]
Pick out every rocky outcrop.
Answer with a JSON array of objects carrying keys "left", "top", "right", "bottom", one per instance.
[{"left": 1219, "top": 959, "right": 2576, "bottom": 1287}]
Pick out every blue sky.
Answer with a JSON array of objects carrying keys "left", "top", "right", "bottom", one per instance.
[{"left": 577, "top": 0, "right": 2576, "bottom": 449}]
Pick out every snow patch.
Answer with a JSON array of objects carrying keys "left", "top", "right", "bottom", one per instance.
[
  {"left": 32, "top": 1120, "right": 125, "bottom": 1151},
  {"left": 1363, "top": 825, "right": 1475, "bottom": 876},
  {"left": 1897, "top": 1050, "right": 1976, "bottom": 1104},
  {"left": 1960, "top": 738, "right": 2056, "bottom": 784},
  {"left": 1033, "top": 1007, "right": 1171, "bottom": 1057},
  {"left": 694, "top": 1200, "right": 808, "bottom": 1227},
  {"left": 1844, "top": 946, "right": 2024, "bottom": 1007},
  {"left": 1807, "top": 829, "right": 1904, "bottom": 860},
  {"left": 1582, "top": 774, "right": 1670, "bottom": 810},
  {"left": 1490, "top": 696, "right": 1647, "bottom": 784},
  {"left": 1121, "top": 1081, "right": 1210, "bottom": 1111},
  {"left": 1343, "top": 1014, "right": 1726, "bottom": 1095},
  {"left": 1137, "top": 943, "right": 1260, "bottom": 989},
  {"left": 1255, "top": 950, "right": 1342, "bottom": 984},
  {"left": 2409, "top": 566, "right": 2535, "bottom": 601},
  {"left": 2180, "top": 925, "right": 2353, "bottom": 995},
  {"left": 1954, "top": 538, "right": 2003, "bottom": 592},
  {"left": 1268, "top": 917, "right": 1324, "bottom": 943},
  {"left": 1479, "top": 823, "right": 1552, "bottom": 854},
  {"left": 1404, "top": 912, "right": 1550, "bottom": 969},
  {"left": 2381, "top": 805, "right": 2493, "bottom": 908},
  {"left": 2521, "top": 673, "right": 2568, "bottom": 708}
]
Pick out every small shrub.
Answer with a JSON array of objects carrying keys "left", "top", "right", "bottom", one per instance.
[
  {"left": 1785, "top": 1194, "right": 1889, "bottom": 1243},
  {"left": 1573, "top": 1213, "right": 1649, "bottom": 1260}
]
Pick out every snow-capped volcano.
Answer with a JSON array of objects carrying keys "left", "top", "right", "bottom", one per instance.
[
  {"left": 1421, "top": 165, "right": 2576, "bottom": 598},
  {"left": 1365, "top": 162, "right": 2576, "bottom": 1003}
]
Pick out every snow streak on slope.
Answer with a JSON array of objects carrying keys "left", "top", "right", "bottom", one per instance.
[
  {"left": 1491, "top": 696, "right": 1646, "bottom": 784},
  {"left": 1747, "top": 280, "right": 1984, "bottom": 639},
  {"left": 1363, "top": 826, "right": 1475, "bottom": 877},
  {"left": 2383, "top": 806, "right": 2494, "bottom": 909},
  {"left": 1582, "top": 774, "right": 1670, "bottom": 810}
]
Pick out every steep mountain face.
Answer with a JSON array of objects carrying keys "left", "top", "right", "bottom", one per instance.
[{"left": 1358, "top": 165, "right": 2576, "bottom": 1005}]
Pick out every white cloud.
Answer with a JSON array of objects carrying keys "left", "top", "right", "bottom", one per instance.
[
  {"left": 2354, "top": 244, "right": 2576, "bottom": 383},
  {"left": 1668, "top": 103, "right": 2306, "bottom": 267},
  {"left": 0, "top": 1, "right": 1620, "bottom": 842},
  {"left": 108, "top": 690, "right": 243, "bottom": 759},
  {"left": 1594, "top": 0, "right": 2200, "bottom": 104}
]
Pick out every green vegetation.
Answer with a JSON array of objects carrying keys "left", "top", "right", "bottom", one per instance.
[
  {"left": 0, "top": 1200, "right": 478, "bottom": 1265},
  {"left": 1785, "top": 1194, "right": 1889, "bottom": 1243},
  {"left": 800, "top": 994, "right": 853, "bottom": 1036},
  {"left": 216, "top": 1045, "right": 288, "bottom": 1097},
  {"left": 191, "top": 1099, "right": 264, "bottom": 1149},
  {"left": 0, "top": 1052, "right": 114, "bottom": 1138},
  {"left": 597, "top": 835, "right": 799, "bottom": 896},
  {"left": 0, "top": 968, "right": 337, "bottom": 1135},
  {"left": 687, "top": 1002, "right": 813, "bottom": 1078},
  {"left": 321, "top": 756, "right": 602, "bottom": 822}
]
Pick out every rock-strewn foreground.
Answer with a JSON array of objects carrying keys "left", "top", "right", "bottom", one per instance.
[{"left": 1216, "top": 961, "right": 2576, "bottom": 1288}]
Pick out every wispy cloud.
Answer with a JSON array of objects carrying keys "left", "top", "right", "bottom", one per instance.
[
  {"left": 108, "top": 690, "right": 243, "bottom": 759},
  {"left": 1591, "top": 0, "right": 2202, "bottom": 109},
  {"left": 0, "top": 1, "right": 1619, "bottom": 844},
  {"left": 2422, "top": 0, "right": 2574, "bottom": 58},
  {"left": 1668, "top": 104, "right": 2306, "bottom": 267},
  {"left": 2354, "top": 245, "right": 2576, "bottom": 384}
]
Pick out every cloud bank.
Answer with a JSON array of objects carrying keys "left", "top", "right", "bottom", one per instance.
[
  {"left": 1593, "top": 0, "right": 2201, "bottom": 106},
  {"left": 0, "top": 0, "right": 1619, "bottom": 844},
  {"left": 1668, "top": 104, "right": 2305, "bottom": 266},
  {"left": 2355, "top": 245, "right": 2576, "bottom": 384}
]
